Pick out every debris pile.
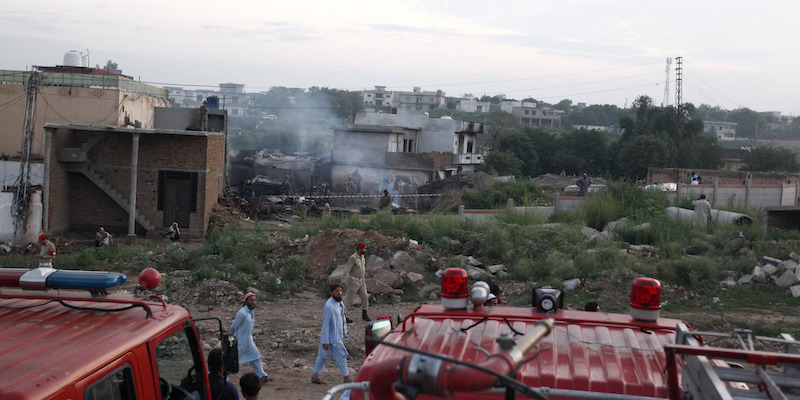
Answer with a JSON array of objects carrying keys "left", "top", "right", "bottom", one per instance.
[{"left": 734, "top": 253, "right": 800, "bottom": 296}]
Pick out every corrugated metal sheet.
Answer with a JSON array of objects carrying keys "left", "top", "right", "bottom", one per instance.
[
  {"left": 0, "top": 292, "right": 189, "bottom": 400},
  {"left": 357, "top": 305, "right": 684, "bottom": 399}
]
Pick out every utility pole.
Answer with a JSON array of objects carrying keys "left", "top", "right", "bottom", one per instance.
[
  {"left": 662, "top": 57, "right": 672, "bottom": 107},
  {"left": 674, "top": 57, "right": 683, "bottom": 201},
  {"left": 12, "top": 69, "right": 39, "bottom": 240}
]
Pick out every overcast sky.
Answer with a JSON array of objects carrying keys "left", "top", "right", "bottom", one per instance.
[{"left": 2, "top": 0, "right": 799, "bottom": 116}]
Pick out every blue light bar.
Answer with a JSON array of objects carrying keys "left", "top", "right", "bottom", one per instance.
[{"left": 46, "top": 270, "right": 127, "bottom": 291}]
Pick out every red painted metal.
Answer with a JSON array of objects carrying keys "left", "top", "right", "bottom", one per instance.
[{"left": 355, "top": 304, "right": 687, "bottom": 399}]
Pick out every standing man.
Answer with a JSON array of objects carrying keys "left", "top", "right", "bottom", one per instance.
[
  {"left": 311, "top": 283, "right": 351, "bottom": 385},
  {"left": 199, "top": 101, "right": 209, "bottom": 131},
  {"left": 36, "top": 234, "right": 56, "bottom": 267},
  {"left": 576, "top": 173, "right": 591, "bottom": 197},
  {"left": 379, "top": 189, "right": 391, "bottom": 210},
  {"left": 207, "top": 348, "right": 239, "bottom": 400},
  {"left": 692, "top": 194, "right": 713, "bottom": 227},
  {"left": 343, "top": 242, "right": 371, "bottom": 322},
  {"left": 322, "top": 198, "right": 332, "bottom": 219},
  {"left": 230, "top": 292, "right": 272, "bottom": 385}
]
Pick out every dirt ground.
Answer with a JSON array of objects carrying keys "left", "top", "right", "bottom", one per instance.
[{"left": 185, "top": 290, "right": 419, "bottom": 400}]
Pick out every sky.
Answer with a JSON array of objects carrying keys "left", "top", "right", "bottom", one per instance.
[{"left": 2, "top": 0, "right": 800, "bottom": 116}]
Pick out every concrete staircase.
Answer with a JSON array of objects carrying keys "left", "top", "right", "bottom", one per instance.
[{"left": 63, "top": 162, "right": 156, "bottom": 232}]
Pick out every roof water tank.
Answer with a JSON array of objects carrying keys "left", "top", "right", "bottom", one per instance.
[{"left": 63, "top": 50, "right": 87, "bottom": 67}]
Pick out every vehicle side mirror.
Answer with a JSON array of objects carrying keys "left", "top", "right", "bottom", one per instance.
[{"left": 222, "top": 334, "right": 239, "bottom": 374}]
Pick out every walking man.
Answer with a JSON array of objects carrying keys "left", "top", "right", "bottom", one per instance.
[
  {"left": 36, "top": 234, "right": 56, "bottom": 267},
  {"left": 311, "top": 283, "right": 351, "bottom": 385},
  {"left": 692, "top": 194, "right": 713, "bottom": 227},
  {"left": 343, "top": 242, "right": 371, "bottom": 322},
  {"left": 379, "top": 189, "right": 391, "bottom": 210},
  {"left": 230, "top": 292, "right": 272, "bottom": 385}
]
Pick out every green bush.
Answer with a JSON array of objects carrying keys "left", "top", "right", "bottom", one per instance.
[{"left": 464, "top": 180, "right": 544, "bottom": 209}]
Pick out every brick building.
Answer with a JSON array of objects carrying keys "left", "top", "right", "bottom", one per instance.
[{"left": 43, "top": 122, "right": 226, "bottom": 239}]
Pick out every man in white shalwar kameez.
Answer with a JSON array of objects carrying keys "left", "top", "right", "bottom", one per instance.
[
  {"left": 311, "top": 283, "right": 351, "bottom": 385},
  {"left": 230, "top": 292, "right": 272, "bottom": 385}
]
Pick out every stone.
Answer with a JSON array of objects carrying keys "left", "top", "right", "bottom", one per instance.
[
  {"left": 405, "top": 272, "right": 425, "bottom": 285},
  {"left": 738, "top": 274, "right": 755, "bottom": 284},
  {"left": 364, "top": 279, "right": 394, "bottom": 295},
  {"left": 422, "top": 283, "right": 440, "bottom": 294},
  {"left": 466, "top": 267, "right": 491, "bottom": 281},
  {"left": 328, "top": 263, "right": 351, "bottom": 285},
  {"left": 775, "top": 270, "right": 799, "bottom": 288},
  {"left": 719, "top": 277, "right": 737, "bottom": 286},
  {"left": 467, "top": 256, "right": 483, "bottom": 267},
  {"left": 563, "top": 278, "right": 581, "bottom": 290},
  {"left": 372, "top": 268, "right": 402, "bottom": 288},
  {"left": 429, "top": 292, "right": 439, "bottom": 300},
  {"left": 390, "top": 251, "right": 423, "bottom": 273},
  {"left": 246, "top": 287, "right": 260, "bottom": 295},
  {"left": 762, "top": 263, "right": 779, "bottom": 277},
  {"left": 487, "top": 264, "right": 505, "bottom": 274},
  {"left": 760, "top": 256, "right": 782, "bottom": 267},
  {"left": 790, "top": 252, "right": 800, "bottom": 262},
  {"left": 581, "top": 226, "right": 600, "bottom": 239},
  {"left": 441, "top": 236, "right": 463, "bottom": 253},
  {"left": 366, "top": 255, "right": 388, "bottom": 273},
  {"left": 790, "top": 285, "right": 800, "bottom": 298},
  {"left": 780, "top": 259, "right": 798, "bottom": 273}
]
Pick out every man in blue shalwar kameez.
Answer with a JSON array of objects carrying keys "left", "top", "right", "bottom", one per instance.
[
  {"left": 311, "top": 283, "right": 351, "bottom": 385},
  {"left": 230, "top": 292, "right": 272, "bottom": 385}
]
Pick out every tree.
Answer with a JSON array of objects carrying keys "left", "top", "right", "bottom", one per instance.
[
  {"left": 729, "top": 108, "right": 765, "bottom": 139},
  {"left": 743, "top": 146, "right": 800, "bottom": 172},
  {"left": 554, "top": 99, "right": 573, "bottom": 112},
  {"left": 95, "top": 60, "right": 118, "bottom": 71},
  {"left": 482, "top": 129, "right": 538, "bottom": 177},
  {"left": 553, "top": 129, "right": 608, "bottom": 175},
  {"left": 696, "top": 104, "right": 728, "bottom": 121}
]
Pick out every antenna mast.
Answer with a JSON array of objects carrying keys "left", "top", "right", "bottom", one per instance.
[
  {"left": 674, "top": 57, "right": 683, "bottom": 199},
  {"left": 663, "top": 57, "right": 672, "bottom": 107}
]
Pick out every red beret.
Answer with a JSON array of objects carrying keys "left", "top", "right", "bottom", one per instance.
[
  {"left": 39, "top": 234, "right": 47, "bottom": 241},
  {"left": 357, "top": 242, "right": 366, "bottom": 249}
]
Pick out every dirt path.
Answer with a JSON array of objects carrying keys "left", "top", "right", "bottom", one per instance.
[{"left": 187, "top": 290, "right": 420, "bottom": 400}]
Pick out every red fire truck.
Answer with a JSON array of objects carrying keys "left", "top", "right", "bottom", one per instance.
[
  {"left": 0, "top": 267, "right": 237, "bottom": 400},
  {"left": 324, "top": 268, "right": 800, "bottom": 400}
]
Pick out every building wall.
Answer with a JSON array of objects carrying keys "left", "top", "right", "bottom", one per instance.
[
  {"left": 49, "top": 127, "right": 225, "bottom": 237},
  {"left": 0, "top": 84, "right": 169, "bottom": 157},
  {"left": 332, "top": 130, "right": 389, "bottom": 166}
]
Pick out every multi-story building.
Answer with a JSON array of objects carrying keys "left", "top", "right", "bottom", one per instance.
[
  {"left": 0, "top": 65, "right": 226, "bottom": 243},
  {"left": 362, "top": 85, "right": 394, "bottom": 108},
  {"left": 500, "top": 100, "right": 564, "bottom": 128},
  {"left": 166, "top": 82, "right": 249, "bottom": 116},
  {"left": 703, "top": 121, "right": 737, "bottom": 141},
  {"left": 394, "top": 87, "right": 446, "bottom": 110},
  {"left": 458, "top": 96, "right": 491, "bottom": 113}
]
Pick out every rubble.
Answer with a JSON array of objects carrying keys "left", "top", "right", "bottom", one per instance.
[{"left": 736, "top": 253, "right": 800, "bottom": 297}]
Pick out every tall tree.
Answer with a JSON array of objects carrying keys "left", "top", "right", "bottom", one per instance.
[
  {"left": 729, "top": 108, "right": 765, "bottom": 139},
  {"left": 743, "top": 146, "right": 800, "bottom": 172}
]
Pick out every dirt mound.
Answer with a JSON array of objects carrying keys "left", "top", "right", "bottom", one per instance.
[{"left": 302, "top": 229, "right": 406, "bottom": 276}]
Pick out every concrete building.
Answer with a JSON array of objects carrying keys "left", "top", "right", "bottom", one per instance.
[
  {"left": 362, "top": 85, "right": 394, "bottom": 108},
  {"left": 500, "top": 100, "right": 564, "bottom": 128},
  {"left": 394, "top": 87, "right": 446, "bottom": 110},
  {"left": 0, "top": 66, "right": 226, "bottom": 243},
  {"left": 43, "top": 111, "right": 226, "bottom": 240},
  {"left": 353, "top": 110, "right": 484, "bottom": 174},
  {"left": 458, "top": 97, "right": 491, "bottom": 113},
  {"left": 0, "top": 67, "right": 170, "bottom": 158},
  {"left": 703, "top": 121, "right": 737, "bottom": 141},
  {"left": 165, "top": 82, "right": 249, "bottom": 117}
]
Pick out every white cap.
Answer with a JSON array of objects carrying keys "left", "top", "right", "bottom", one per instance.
[
  {"left": 299, "top": 197, "right": 305, "bottom": 202},
  {"left": 487, "top": 293, "right": 496, "bottom": 300}
]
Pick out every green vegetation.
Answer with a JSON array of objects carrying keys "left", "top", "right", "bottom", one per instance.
[{"left": 5, "top": 181, "right": 800, "bottom": 336}]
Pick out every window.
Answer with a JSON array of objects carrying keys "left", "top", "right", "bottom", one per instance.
[
  {"left": 85, "top": 365, "right": 136, "bottom": 400},
  {"left": 525, "top": 110, "right": 529, "bottom": 115},
  {"left": 155, "top": 328, "right": 204, "bottom": 399},
  {"left": 403, "top": 139, "right": 414, "bottom": 153}
]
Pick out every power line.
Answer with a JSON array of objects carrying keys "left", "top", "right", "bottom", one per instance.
[{"left": 685, "top": 69, "right": 743, "bottom": 109}]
